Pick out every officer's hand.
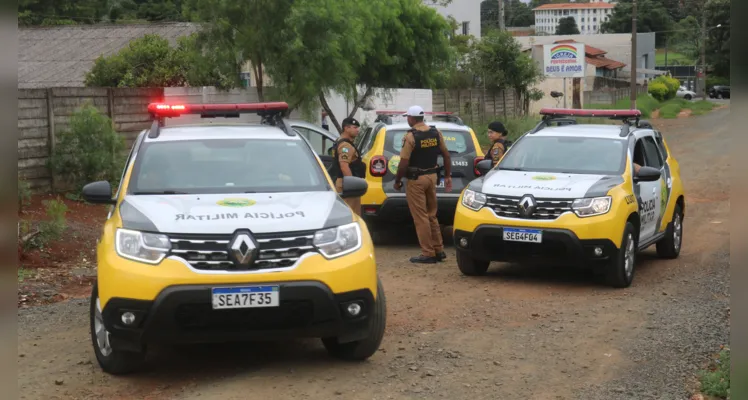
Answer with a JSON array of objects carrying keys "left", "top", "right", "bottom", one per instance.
[
  {"left": 445, "top": 177, "right": 453, "bottom": 192},
  {"left": 394, "top": 180, "right": 403, "bottom": 191}
]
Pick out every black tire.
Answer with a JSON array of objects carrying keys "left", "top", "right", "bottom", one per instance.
[
  {"left": 656, "top": 204, "right": 683, "bottom": 259},
  {"left": 606, "top": 222, "right": 637, "bottom": 288},
  {"left": 456, "top": 250, "right": 490, "bottom": 276},
  {"left": 90, "top": 283, "right": 146, "bottom": 375},
  {"left": 684, "top": 94, "right": 692, "bottom": 101},
  {"left": 322, "top": 277, "right": 387, "bottom": 361}
]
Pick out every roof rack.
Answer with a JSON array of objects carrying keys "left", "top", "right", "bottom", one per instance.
[
  {"left": 373, "top": 110, "right": 465, "bottom": 126},
  {"left": 146, "top": 102, "right": 294, "bottom": 139},
  {"left": 529, "top": 108, "right": 643, "bottom": 137}
]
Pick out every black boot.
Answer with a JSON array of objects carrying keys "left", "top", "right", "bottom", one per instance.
[
  {"left": 410, "top": 255, "right": 438, "bottom": 264},
  {"left": 436, "top": 251, "right": 447, "bottom": 261}
]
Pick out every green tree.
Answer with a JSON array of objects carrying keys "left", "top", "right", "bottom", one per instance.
[
  {"left": 601, "top": 0, "right": 674, "bottom": 47},
  {"left": 704, "top": 0, "right": 729, "bottom": 78},
  {"left": 556, "top": 16, "right": 580, "bottom": 35},
  {"left": 183, "top": 0, "right": 294, "bottom": 101},
  {"left": 435, "top": 16, "right": 478, "bottom": 89},
  {"left": 267, "top": 0, "right": 453, "bottom": 132},
  {"left": 18, "top": 0, "right": 107, "bottom": 25},
  {"left": 468, "top": 30, "right": 543, "bottom": 115},
  {"left": 481, "top": 0, "right": 534, "bottom": 32}
]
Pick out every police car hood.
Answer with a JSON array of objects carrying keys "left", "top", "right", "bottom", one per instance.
[
  {"left": 119, "top": 191, "right": 351, "bottom": 234},
  {"left": 479, "top": 170, "right": 623, "bottom": 199}
]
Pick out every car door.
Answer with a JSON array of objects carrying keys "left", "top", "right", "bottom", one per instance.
[
  {"left": 632, "top": 134, "right": 661, "bottom": 242},
  {"left": 291, "top": 124, "right": 337, "bottom": 170},
  {"left": 641, "top": 134, "right": 670, "bottom": 235}
]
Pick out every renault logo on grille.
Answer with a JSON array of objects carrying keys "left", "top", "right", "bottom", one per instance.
[
  {"left": 518, "top": 195, "right": 537, "bottom": 217},
  {"left": 229, "top": 231, "right": 258, "bottom": 266}
]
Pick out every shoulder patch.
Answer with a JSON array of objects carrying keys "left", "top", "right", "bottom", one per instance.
[
  {"left": 342, "top": 147, "right": 349, "bottom": 153},
  {"left": 492, "top": 148, "right": 500, "bottom": 155}
]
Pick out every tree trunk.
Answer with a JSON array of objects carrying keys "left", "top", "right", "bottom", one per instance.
[
  {"left": 319, "top": 93, "right": 341, "bottom": 133},
  {"left": 253, "top": 59, "right": 264, "bottom": 102},
  {"left": 347, "top": 86, "right": 373, "bottom": 119}
]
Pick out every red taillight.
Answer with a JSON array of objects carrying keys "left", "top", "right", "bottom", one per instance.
[
  {"left": 370, "top": 155, "right": 388, "bottom": 177},
  {"left": 474, "top": 157, "right": 483, "bottom": 176}
]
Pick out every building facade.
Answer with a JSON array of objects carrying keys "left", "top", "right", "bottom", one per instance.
[{"left": 533, "top": 2, "right": 615, "bottom": 35}]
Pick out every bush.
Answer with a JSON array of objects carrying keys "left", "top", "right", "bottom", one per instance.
[
  {"left": 19, "top": 198, "right": 68, "bottom": 252},
  {"left": 648, "top": 82, "right": 670, "bottom": 102},
  {"left": 48, "top": 103, "right": 126, "bottom": 195},
  {"left": 699, "top": 347, "right": 730, "bottom": 398},
  {"left": 651, "top": 75, "right": 679, "bottom": 101}
]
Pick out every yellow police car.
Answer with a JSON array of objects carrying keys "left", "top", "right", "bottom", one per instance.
[
  {"left": 81, "top": 102, "right": 386, "bottom": 374},
  {"left": 453, "top": 108, "right": 685, "bottom": 288},
  {"left": 353, "top": 111, "right": 486, "bottom": 232}
]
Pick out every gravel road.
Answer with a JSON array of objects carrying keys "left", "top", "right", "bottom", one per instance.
[{"left": 18, "top": 106, "right": 731, "bottom": 400}]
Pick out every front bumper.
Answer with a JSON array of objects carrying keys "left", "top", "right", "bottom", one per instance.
[
  {"left": 102, "top": 280, "right": 376, "bottom": 351},
  {"left": 453, "top": 225, "right": 619, "bottom": 267},
  {"left": 361, "top": 195, "right": 459, "bottom": 225}
]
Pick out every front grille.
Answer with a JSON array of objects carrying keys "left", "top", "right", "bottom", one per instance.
[
  {"left": 167, "top": 230, "right": 317, "bottom": 271},
  {"left": 174, "top": 300, "right": 315, "bottom": 331},
  {"left": 486, "top": 195, "right": 572, "bottom": 220}
]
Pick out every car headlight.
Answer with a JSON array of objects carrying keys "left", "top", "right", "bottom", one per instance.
[
  {"left": 572, "top": 196, "right": 612, "bottom": 217},
  {"left": 462, "top": 189, "right": 487, "bottom": 211},
  {"left": 313, "top": 222, "right": 362, "bottom": 259},
  {"left": 115, "top": 228, "right": 171, "bottom": 264}
]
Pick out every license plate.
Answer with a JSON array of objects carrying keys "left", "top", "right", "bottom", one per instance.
[
  {"left": 211, "top": 285, "right": 280, "bottom": 310},
  {"left": 503, "top": 228, "right": 542, "bottom": 243}
]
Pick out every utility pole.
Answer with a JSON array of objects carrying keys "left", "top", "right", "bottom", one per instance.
[
  {"left": 699, "top": 3, "right": 707, "bottom": 98},
  {"left": 498, "top": 0, "right": 505, "bottom": 30},
  {"left": 630, "top": 0, "right": 638, "bottom": 109}
]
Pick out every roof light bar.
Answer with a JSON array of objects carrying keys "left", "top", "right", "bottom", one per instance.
[
  {"left": 146, "top": 102, "right": 293, "bottom": 139},
  {"left": 539, "top": 108, "right": 642, "bottom": 118}
]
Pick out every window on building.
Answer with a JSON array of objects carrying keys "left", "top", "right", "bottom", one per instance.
[{"left": 461, "top": 21, "right": 469, "bottom": 35}]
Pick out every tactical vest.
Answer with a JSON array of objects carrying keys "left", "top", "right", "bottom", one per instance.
[
  {"left": 328, "top": 138, "right": 366, "bottom": 179},
  {"left": 408, "top": 126, "right": 442, "bottom": 170}
]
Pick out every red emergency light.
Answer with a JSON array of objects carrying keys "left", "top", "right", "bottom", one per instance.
[
  {"left": 147, "top": 102, "right": 290, "bottom": 118},
  {"left": 539, "top": 108, "right": 642, "bottom": 118}
]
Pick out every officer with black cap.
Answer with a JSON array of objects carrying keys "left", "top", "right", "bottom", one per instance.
[
  {"left": 329, "top": 117, "right": 366, "bottom": 215},
  {"left": 486, "top": 121, "right": 509, "bottom": 167}
]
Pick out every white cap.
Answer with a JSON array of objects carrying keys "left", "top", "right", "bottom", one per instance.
[{"left": 403, "top": 105, "right": 425, "bottom": 117}]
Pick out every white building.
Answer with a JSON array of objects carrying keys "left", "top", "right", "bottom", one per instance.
[
  {"left": 533, "top": 2, "right": 615, "bottom": 35},
  {"left": 424, "top": 0, "right": 482, "bottom": 38}
]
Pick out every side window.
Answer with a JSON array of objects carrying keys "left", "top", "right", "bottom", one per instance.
[
  {"left": 362, "top": 126, "right": 383, "bottom": 154},
  {"left": 633, "top": 138, "right": 647, "bottom": 167},
  {"left": 294, "top": 127, "right": 326, "bottom": 155},
  {"left": 642, "top": 136, "right": 663, "bottom": 169},
  {"left": 653, "top": 131, "right": 669, "bottom": 161}
]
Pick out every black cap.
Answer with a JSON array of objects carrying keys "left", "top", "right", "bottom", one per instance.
[
  {"left": 342, "top": 117, "right": 360, "bottom": 127},
  {"left": 488, "top": 121, "right": 507, "bottom": 135}
]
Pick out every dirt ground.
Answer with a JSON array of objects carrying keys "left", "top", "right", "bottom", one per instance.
[{"left": 18, "top": 106, "right": 731, "bottom": 400}]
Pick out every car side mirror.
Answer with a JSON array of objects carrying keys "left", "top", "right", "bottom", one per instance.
[
  {"left": 341, "top": 176, "right": 368, "bottom": 198},
  {"left": 476, "top": 159, "right": 493, "bottom": 176},
  {"left": 634, "top": 166, "right": 661, "bottom": 182},
  {"left": 81, "top": 181, "right": 116, "bottom": 204}
]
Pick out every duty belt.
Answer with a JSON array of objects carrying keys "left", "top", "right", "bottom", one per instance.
[{"left": 406, "top": 166, "right": 441, "bottom": 180}]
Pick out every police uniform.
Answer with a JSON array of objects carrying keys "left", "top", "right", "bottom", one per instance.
[
  {"left": 329, "top": 117, "right": 366, "bottom": 215},
  {"left": 486, "top": 121, "right": 508, "bottom": 167},
  {"left": 396, "top": 106, "right": 451, "bottom": 263}
]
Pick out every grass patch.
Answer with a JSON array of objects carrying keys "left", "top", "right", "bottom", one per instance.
[
  {"left": 690, "top": 100, "right": 719, "bottom": 116},
  {"left": 698, "top": 347, "right": 730, "bottom": 399},
  {"left": 655, "top": 50, "right": 694, "bottom": 66}
]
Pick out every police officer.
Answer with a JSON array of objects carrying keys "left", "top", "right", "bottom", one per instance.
[
  {"left": 486, "top": 121, "right": 509, "bottom": 167},
  {"left": 394, "top": 106, "right": 452, "bottom": 264},
  {"left": 329, "top": 117, "right": 366, "bottom": 215}
]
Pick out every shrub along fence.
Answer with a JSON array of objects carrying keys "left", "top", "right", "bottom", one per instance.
[{"left": 18, "top": 87, "right": 165, "bottom": 192}]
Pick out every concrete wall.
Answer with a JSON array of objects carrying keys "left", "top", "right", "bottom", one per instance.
[
  {"left": 17, "top": 87, "right": 165, "bottom": 192},
  {"left": 516, "top": 33, "right": 657, "bottom": 82},
  {"left": 424, "top": 0, "right": 482, "bottom": 38}
]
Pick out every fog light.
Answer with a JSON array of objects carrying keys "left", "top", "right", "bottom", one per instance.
[
  {"left": 459, "top": 237, "right": 469, "bottom": 248},
  {"left": 346, "top": 302, "right": 362, "bottom": 317},
  {"left": 121, "top": 312, "right": 136, "bottom": 325},
  {"left": 594, "top": 247, "right": 603, "bottom": 256}
]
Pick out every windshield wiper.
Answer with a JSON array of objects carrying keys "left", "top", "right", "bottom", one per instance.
[
  {"left": 500, "top": 167, "right": 525, "bottom": 171},
  {"left": 132, "top": 190, "right": 188, "bottom": 195}
]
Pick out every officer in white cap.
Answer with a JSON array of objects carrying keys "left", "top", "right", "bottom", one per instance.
[{"left": 393, "top": 105, "right": 452, "bottom": 264}]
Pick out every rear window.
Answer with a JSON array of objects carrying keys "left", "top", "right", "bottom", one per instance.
[{"left": 387, "top": 129, "right": 474, "bottom": 154}]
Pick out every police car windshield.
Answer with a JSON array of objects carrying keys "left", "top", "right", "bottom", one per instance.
[
  {"left": 128, "top": 138, "right": 330, "bottom": 195},
  {"left": 498, "top": 135, "right": 627, "bottom": 175},
  {"left": 388, "top": 129, "right": 474, "bottom": 154}
]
